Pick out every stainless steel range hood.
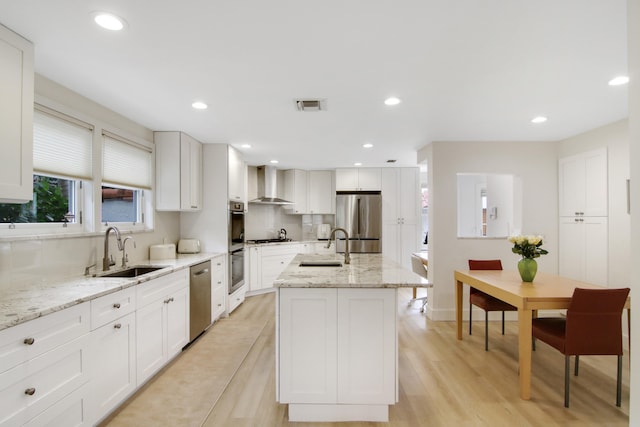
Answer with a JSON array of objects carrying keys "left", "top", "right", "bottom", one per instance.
[{"left": 249, "top": 165, "right": 294, "bottom": 205}]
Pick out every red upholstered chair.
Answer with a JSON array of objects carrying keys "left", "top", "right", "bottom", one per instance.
[
  {"left": 532, "top": 287, "right": 630, "bottom": 408},
  {"left": 468, "top": 259, "right": 517, "bottom": 351}
]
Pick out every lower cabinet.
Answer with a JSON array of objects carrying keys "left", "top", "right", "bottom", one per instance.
[
  {"left": 248, "top": 244, "right": 303, "bottom": 293},
  {"left": 278, "top": 288, "right": 396, "bottom": 407},
  {"left": 211, "top": 255, "right": 227, "bottom": 322},
  {"left": 228, "top": 284, "right": 247, "bottom": 314},
  {"left": 136, "top": 270, "right": 190, "bottom": 385}
]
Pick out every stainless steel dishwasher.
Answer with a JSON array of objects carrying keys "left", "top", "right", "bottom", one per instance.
[{"left": 190, "top": 260, "right": 212, "bottom": 341}]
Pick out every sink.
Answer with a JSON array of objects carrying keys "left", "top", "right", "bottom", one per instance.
[
  {"left": 299, "top": 261, "right": 343, "bottom": 267},
  {"left": 95, "top": 265, "right": 166, "bottom": 278}
]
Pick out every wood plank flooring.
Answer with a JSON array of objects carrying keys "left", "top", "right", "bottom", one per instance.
[{"left": 104, "top": 289, "right": 629, "bottom": 426}]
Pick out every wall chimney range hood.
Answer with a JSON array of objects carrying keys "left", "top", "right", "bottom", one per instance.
[{"left": 249, "top": 165, "right": 294, "bottom": 205}]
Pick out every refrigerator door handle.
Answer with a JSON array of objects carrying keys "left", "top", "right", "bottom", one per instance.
[{"left": 357, "top": 197, "right": 361, "bottom": 237}]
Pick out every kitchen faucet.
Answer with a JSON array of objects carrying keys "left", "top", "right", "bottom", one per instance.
[
  {"left": 121, "top": 236, "right": 136, "bottom": 268},
  {"left": 326, "top": 227, "right": 350, "bottom": 264},
  {"left": 103, "top": 226, "right": 123, "bottom": 271}
]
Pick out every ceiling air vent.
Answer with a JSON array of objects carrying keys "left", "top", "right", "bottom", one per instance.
[{"left": 295, "top": 99, "right": 326, "bottom": 112}]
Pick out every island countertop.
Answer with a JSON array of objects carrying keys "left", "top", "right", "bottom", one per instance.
[{"left": 273, "top": 253, "right": 429, "bottom": 288}]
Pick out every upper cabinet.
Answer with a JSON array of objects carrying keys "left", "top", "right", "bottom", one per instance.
[
  {"left": 335, "top": 168, "right": 381, "bottom": 191},
  {"left": 0, "top": 24, "right": 34, "bottom": 203},
  {"left": 228, "top": 146, "right": 246, "bottom": 202},
  {"left": 559, "top": 148, "right": 607, "bottom": 217},
  {"left": 284, "top": 169, "right": 334, "bottom": 214},
  {"left": 154, "top": 131, "right": 202, "bottom": 211}
]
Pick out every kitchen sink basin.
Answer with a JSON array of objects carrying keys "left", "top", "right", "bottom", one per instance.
[
  {"left": 96, "top": 265, "right": 166, "bottom": 278},
  {"left": 299, "top": 261, "right": 343, "bottom": 267}
]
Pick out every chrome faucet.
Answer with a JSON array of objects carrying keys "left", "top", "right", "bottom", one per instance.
[
  {"left": 121, "top": 236, "right": 136, "bottom": 268},
  {"left": 103, "top": 226, "right": 123, "bottom": 271},
  {"left": 326, "top": 227, "right": 351, "bottom": 264}
]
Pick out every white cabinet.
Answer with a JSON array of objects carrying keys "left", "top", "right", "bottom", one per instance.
[
  {"left": 381, "top": 168, "right": 420, "bottom": 270},
  {"left": 228, "top": 284, "right": 247, "bottom": 314},
  {"left": 211, "top": 255, "right": 227, "bottom": 322},
  {"left": 284, "top": 170, "right": 334, "bottom": 214},
  {"left": 155, "top": 131, "right": 202, "bottom": 211},
  {"left": 247, "top": 244, "right": 303, "bottom": 293},
  {"left": 278, "top": 288, "right": 396, "bottom": 420},
  {"left": 559, "top": 216, "right": 608, "bottom": 285},
  {"left": 0, "top": 24, "right": 34, "bottom": 203},
  {"left": 559, "top": 148, "right": 607, "bottom": 217},
  {"left": 136, "top": 270, "right": 189, "bottom": 385},
  {"left": 301, "top": 241, "right": 335, "bottom": 255},
  {"left": 0, "top": 303, "right": 91, "bottom": 427},
  {"left": 335, "top": 168, "right": 381, "bottom": 191},
  {"left": 228, "top": 145, "right": 246, "bottom": 202},
  {"left": 88, "top": 288, "right": 136, "bottom": 424}
]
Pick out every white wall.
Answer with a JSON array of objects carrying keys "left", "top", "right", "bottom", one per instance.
[
  {"left": 0, "top": 75, "right": 181, "bottom": 286},
  {"left": 627, "top": 0, "right": 639, "bottom": 422},
  {"left": 418, "top": 140, "right": 559, "bottom": 320}
]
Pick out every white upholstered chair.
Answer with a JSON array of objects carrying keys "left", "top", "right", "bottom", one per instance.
[{"left": 409, "top": 253, "right": 431, "bottom": 312}]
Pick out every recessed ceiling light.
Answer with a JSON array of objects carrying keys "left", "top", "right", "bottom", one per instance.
[
  {"left": 93, "top": 12, "right": 126, "bottom": 31},
  {"left": 241, "top": 144, "right": 251, "bottom": 149},
  {"left": 270, "top": 160, "right": 279, "bottom": 164},
  {"left": 354, "top": 162, "right": 362, "bottom": 166},
  {"left": 192, "top": 101, "right": 208, "bottom": 110},
  {"left": 531, "top": 116, "right": 548, "bottom": 124},
  {"left": 384, "top": 97, "right": 401, "bottom": 106},
  {"left": 363, "top": 143, "right": 373, "bottom": 148},
  {"left": 608, "top": 76, "right": 629, "bottom": 86}
]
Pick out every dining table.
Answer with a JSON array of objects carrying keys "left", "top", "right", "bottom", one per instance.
[{"left": 454, "top": 269, "right": 631, "bottom": 400}]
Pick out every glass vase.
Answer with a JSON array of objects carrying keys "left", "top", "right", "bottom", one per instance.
[{"left": 518, "top": 258, "right": 537, "bottom": 282}]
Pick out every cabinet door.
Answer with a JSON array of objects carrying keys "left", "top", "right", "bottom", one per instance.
[
  {"left": 584, "top": 217, "right": 608, "bottom": 286},
  {"left": 559, "top": 218, "right": 586, "bottom": 281},
  {"left": 279, "top": 288, "right": 337, "bottom": 403},
  {"left": 357, "top": 168, "right": 381, "bottom": 191},
  {"left": 228, "top": 146, "right": 245, "bottom": 202},
  {"left": 135, "top": 300, "right": 165, "bottom": 385},
  {"left": 337, "top": 289, "right": 396, "bottom": 404},
  {"left": 308, "top": 170, "right": 333, "bottom": 214},
  {"left": 335, "top": 169, "right": 359, "bottom": 191},
  {"left": 559, "top": 148, "right": 607, "bottom": 217},
  {"left": 284, "top": 169, "right": 308, "bottom": 214},
  {"left": 23, "top": 383, "right": 89, "bottom": 427},
  {"left": 0, "top": 24, "right": 34, "bottom": 203},
  {"left": 211, "top": 256, "right": 227, "bottom": 322},
  {"left": 166, "top": 286, "right": 189, "bottom": 359},
  {"left": 180, "top": 134, "right": 201, "bottom": 211},
  {"left": 559, "top": 155, "right": 585, "bottom": 217},
  {"left": 247, "top": 246, "right": 262, "bottom": 292},
  {"left": 583, "top": 149, "right": 607, "bottom": 216},
  {"left": 89, "top": 312, "right": 136, "bottom": 423}
]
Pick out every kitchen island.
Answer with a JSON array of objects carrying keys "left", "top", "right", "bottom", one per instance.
[{"left": 274, "top": 253, "right": 428, "bottom": 422}]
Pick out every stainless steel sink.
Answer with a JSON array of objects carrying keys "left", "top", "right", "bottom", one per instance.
[
  {"left": 299, "top": 261, "right": 343, "bottom": 267},
  {"left": 95, "top": 265, "right": 166, "bottom": 278}
]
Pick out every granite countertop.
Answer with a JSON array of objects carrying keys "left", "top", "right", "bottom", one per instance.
[
  {"left": 274, "top": 253, "right": 430, "bottom": 289},
  {"left": 0, "top": 253, "right": 222, "bottom": 332}
]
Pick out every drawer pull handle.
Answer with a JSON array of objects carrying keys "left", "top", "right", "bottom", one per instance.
[
  {"left": 24, "top": 338, "right": 35, "bottom": 345},
  {"left": 25, "top": 388, "right": 36, "bottom": 396},
  {"left": 114, "top": 323, "right": 122, "bottom": 329},
  {"left": 113, "top": 303, "right": 121, "bottom": 309},
  {"left": 164, "top": 297, "right": 175, "bottom": 304}
]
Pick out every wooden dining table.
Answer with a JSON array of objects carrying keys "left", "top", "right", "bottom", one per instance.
[{"left": 454, "top": 269, "right": 630, "bottom": 400}]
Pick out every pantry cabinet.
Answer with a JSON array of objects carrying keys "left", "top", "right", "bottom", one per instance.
[
  {"left": 559, "top": 216, "right": 608, "bottom": 285},
  {"left": 136, "top": 270, "right": 189, "bottom": 385},
  {"left": 155, "top": 131, "right": 202, "bottom": 211},
  {"left": 559, "top": 148, "right": 607, "bottom": 217},
  {"left": 381, "top": 168, "right": 420, "bottom": 270},
  {"left": 335, "top": 168, "right": 381, "bottom": 191},
  {"left": 284, "top": 169, "right": 334, "bottom": 214},
  {"left": 0, "top": 24, "right": 34, "bottom": 203}
]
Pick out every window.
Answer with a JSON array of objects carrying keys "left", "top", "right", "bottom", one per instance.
[
  {"left": 0, "top": 106, "right": 91, "bottom": 233},
  {"left": 101, "top": 131, "right": 153, "bottom": 229}
]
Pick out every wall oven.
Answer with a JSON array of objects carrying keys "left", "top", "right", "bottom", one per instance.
[{"left": 229, "top": 201, "right": 245, "bottom": 293}]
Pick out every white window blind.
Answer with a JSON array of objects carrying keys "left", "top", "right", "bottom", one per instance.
[
  {"left": 102, "top": 132, "right": 153, "bottom": 189},
  {"left": 33, "top": 107, "right": 93, "bottom": 179}
]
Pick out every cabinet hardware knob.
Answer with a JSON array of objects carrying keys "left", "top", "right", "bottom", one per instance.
[
  {"left": 114, "top": 323, "right": 122, "bottom": 329},
  {"left": 164, "top": 299, "right": 170, "bottom": 304},
  {"left": 113, "top": 303, "right": 121, "bottom": 309},
  {"left": 25, "top": 388, "right": 36, "bottom": 396},
  {"left": 218, "top": 304, "right": 222, "bottom": 307},
  {"left": 23, "top": 337, "right": 35, "bottom": 345}
]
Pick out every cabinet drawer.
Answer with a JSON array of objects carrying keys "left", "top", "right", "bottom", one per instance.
[
  {"left": 136, "top": 269, "right": 188, "bottom": 308},
  {"left": 23, "top": 382, "right": 89, "bottom": 427},
  {"left": 0, "top": 334, "right": 89, "bottom": 426},
  {"left": 90, "top": 288, "right": 136, "bottom": 330},
  {"left": 261, "top": 245, "right": 302, "bottom": 258},
  {"left": 0, "top": 303, "right": 90, "bottom": 374}
]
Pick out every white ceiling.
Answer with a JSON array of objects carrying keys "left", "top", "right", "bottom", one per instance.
[{"left": 0, "top": 0, "right": 629, "bottom": 170}]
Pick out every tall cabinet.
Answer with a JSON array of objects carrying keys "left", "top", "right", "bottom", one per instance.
[
  {"left": 381, "top": 168, "right": 420, "bottom": 270},
  {"left": 558, "top": 148, "right": 608, "bottom": 285},
  {"left": 155, "top": 131, "right": 202, "bottom": 211},
  {"left": 0, "top": 24, "right": 34, "bottom": 203}
]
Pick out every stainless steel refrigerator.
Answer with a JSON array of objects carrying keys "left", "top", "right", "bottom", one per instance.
[{"left": 335, "top": 191, "right": 382, "bottom": 253}]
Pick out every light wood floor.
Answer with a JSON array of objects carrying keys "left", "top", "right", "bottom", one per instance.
[{"left": 105, "top": 289, "right": 630, "bottom": 426}]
